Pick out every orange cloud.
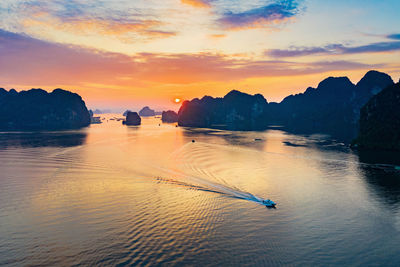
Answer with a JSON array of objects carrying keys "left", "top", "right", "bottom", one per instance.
[
  {"left": 2, "top": 29, "right": 398, "bottom": 110},
  {"left": 181, "top": 0, "right": 212, "bottom": 8},
  {"left": 210, "top": 34, "right": 227, "bottom": 38},
  {"left": 2, "top": 29, "right": 385, "bottom": 86}
]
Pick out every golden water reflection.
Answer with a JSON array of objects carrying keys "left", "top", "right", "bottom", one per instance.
[{"left": 0, "top": 115, "right": 400, "bottom": 266}]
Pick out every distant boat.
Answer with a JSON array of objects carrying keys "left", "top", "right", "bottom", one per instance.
[
  {"left": 91, "top": 116, "right": 102, "bottom": 124},
  {"left": 262, "top": 199, "right": 276, "bottom": 207}
]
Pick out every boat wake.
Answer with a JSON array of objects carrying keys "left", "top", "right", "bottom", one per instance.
[{"left": 145, "top": 162, "right": 269, "bottom": 206}]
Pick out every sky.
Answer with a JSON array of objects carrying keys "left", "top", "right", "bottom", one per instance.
[{"left": 0, "top": 0, "right": 399, "bottom": 111}]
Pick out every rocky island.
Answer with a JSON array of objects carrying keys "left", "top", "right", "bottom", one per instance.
[
  {"left": 268, "top": 70, "right": 394, "bottom": 139},
  {"left": 177, "top": 70, "right": 394, "bottom": 140},
  {"left": 0, "top": 88, "right": 90, "bottom": 130},
  {"left": 178, "top": 90, "right": 268, "bottom": 131},
  {"left": 123, "top": 111, "right": 141, "bottom": 126},
  {"left": 161, "top": 110, "right": 178, "bottom": 123}
]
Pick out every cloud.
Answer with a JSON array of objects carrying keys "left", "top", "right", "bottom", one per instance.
[
  {"left": 181, "top": 0, "right": 212, "bottom": 8},
  {"left": 143, "top": 30, "right": 177, "bottom": 38},
  {"left": 0, "top": 29, "right": 138, "bottom": 85},
  {"left": 342, "top": 42, "right": 400, "bottom": 53},
  {"left": 217, "top": 0, "right": 301, "bottom": 30},
  {"left": 267, "top": 41, "right": 400, "bottom": 57},
  {"left": 23, "top": 15, "right": 176, "bottom": 38},
  {"left": 7, "top": 1, "right": 176, "bottom": 40},
  {"left": 0, "top": 29, "right": 381, "bottom": 88},
  {"left": 386, "top": 34, "right": 400, "bottom": 40},
  {"left": 210, "top": 34, "right": 227, "bottom": 38},
  {"left": 267, "top": 46, "right": 328, "bottom": 57}
]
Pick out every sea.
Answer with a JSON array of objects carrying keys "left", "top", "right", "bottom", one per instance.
[{"left": 1, "top": 115, "right": 400, "bottom": 266}]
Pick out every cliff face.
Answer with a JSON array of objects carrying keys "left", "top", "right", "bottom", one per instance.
[
  {"left": 0, "top": 88, "right": 90, "bottom": 130},
  {"left": 178, "top": 90, "right": 269, "bottom": 131},
  {"left": 356, "top": 83, "right": 400, "bottom": 150}
]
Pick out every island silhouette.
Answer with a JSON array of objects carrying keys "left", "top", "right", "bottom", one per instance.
[{"left": 1, "top": 70, "right": 399, "bottom": 150}]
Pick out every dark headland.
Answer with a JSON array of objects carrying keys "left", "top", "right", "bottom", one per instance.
[
  {"left": 354, "top": 82, "right": 400, "bottom": 150},
  {"left": 0, "top": 88, "right": 90, "bottom": 130}
]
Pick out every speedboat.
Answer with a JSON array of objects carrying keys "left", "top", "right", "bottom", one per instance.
[{"left": 262, "top": 199, "right": 276, "bottom": 207}]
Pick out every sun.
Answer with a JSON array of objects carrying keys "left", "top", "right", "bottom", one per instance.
[{"left": 174, "top": 98, "right": 181, "bottom": 104}]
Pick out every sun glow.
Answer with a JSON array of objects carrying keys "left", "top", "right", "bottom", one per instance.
[{"left": 174, "top": 98, "right": 181, "bottom": 103}]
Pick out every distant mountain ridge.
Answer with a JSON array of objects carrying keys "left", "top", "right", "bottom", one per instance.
[
  {"left": 178, "top": 70, "right": 395, "bottom": 140},
  {"left": 139, "top": 106, "right": 155, "bottom": 117},
  {"left": 0, "top": 88, "right": 90, "bottom": 130}
]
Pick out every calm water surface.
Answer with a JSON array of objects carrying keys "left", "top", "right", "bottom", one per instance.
[{"left": 1, "top": 115, "right": 400, "bottom": 266}]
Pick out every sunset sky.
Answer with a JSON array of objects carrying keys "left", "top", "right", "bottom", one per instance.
[{"left": 1, "top": 0, "right": 399, "bottom": 111}]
